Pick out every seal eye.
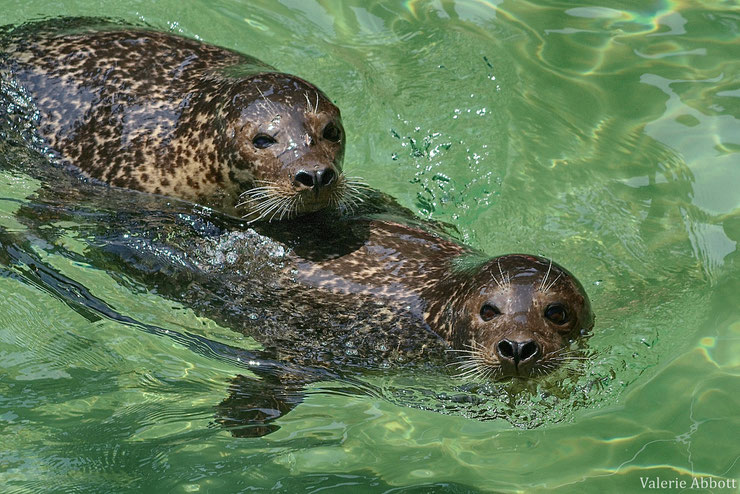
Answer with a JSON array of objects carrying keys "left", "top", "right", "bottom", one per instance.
[
  {"left": 545, "top": 303, "right": 568, "bottom": 325},
  {"left": 480, "top": 304, "right": 501, "bottom": 321},
  {"left": 322, "top": 122, "right": 341, "bottom": 142},
  {"left": 253, "top": 134, "right": 276, "bottom": 149}
]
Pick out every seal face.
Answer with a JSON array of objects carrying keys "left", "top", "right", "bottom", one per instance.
[
  {"left": 443, "top": 255, "right": 594, "bottom": 379},
  {"left": 1, "top": 20, "right": 362, "bottom": 220}
]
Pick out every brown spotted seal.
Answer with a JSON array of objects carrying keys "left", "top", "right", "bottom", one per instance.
[
  {"left": 72, "top": 197, "right": 595, "bottom": 381},
  {"left": 13, "top": 174, "right": 596, "bottom": 434},
  {"left": 0, "top": 18, "right": 363, "bottom": 220},
  {"left": 79, "top": 206, "right": 596, "bottom": 435},
  {"left": 263, "top": 217, "right": 596, "bottom": 380}
]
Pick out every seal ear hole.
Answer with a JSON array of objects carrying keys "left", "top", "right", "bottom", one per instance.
[
  {"left": 544, "top": 303, "right": 569, "bottom": 325},
  {"left": 253, "top": 134, "right": 277, "bottom": 149},
  {"left": 322, "top": 122, "right": 341, "bottom": 142},
  {"left": 480, "top": 304, "right": 501, "bottom": 321}
]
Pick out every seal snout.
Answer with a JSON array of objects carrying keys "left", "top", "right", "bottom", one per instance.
[
  {"left": 496, "top": 338, "right": 541, "bottom": 368},
  {"left": 294, "top": 167, "right": 337, "bottom": 190}
]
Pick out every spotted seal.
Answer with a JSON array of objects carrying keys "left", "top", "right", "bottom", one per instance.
[
  {"left": 49, "top": 196, "right": 595, "bottom": 434},
  {"left": 246, "top": 216, "right": 596, "bottom": 381},
  {"left": 0, "top": 18, "right": 363, "bottom": 220}
]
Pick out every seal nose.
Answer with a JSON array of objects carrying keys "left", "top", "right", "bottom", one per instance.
[
  {"left": 496, "top": 338, "right": 540, "bottom": 365},
  {"left": 294, "top": 168, "right": 336, "bottom": 190}
]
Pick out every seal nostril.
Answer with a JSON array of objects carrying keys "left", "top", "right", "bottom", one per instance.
[
  {"left": 497, "top": 339, "right": 515, "bottom": 360},
  {"left": 295, "top": 170, "right": 315, "bottom": 188},
  {"left": 497, "top": 339, "right": 539, "bottom": 364},
  {"left": 520, "top": 340, "right": 539, "bottom": 361},
  {"left": 319, "top": 168, "right": 335, "bottom": 187}
]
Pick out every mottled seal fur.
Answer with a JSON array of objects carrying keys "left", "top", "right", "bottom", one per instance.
[{"left": 1, "top": 18, "right": 362, "bottom": 220}]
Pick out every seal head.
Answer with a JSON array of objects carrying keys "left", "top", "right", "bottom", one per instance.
[
  {"left": 224, "top": 74, "right": 349, "bottom": 221},
  {"left": 441, "top": 254, "right": 594, "bottom": 379}
]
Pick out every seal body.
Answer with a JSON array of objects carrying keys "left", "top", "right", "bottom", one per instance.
[
  {"left": 1, "top": 19, "right": 353, "bottom": 219},
  {"left": 86, "top": 199, "right": 595, "bottom": 380}
]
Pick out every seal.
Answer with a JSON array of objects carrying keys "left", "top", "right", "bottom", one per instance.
[
  {"left": 0, "top": 18, "right": 362, "bottom": 220},
  {"left": 14, "top": 171, "right": 596, "bottom": 435},
  {"left": 60, "top": 193, "right": 595, "bottom": 432},
  {"left": 255, "top": 216, "right": 596, "bottom": 381}
]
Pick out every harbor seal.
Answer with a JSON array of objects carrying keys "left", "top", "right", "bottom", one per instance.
[
  {"left": 12, "top": 174, "right": 596, "bottom": 435},
  {"left": 251, "top": 216, "right": 596, "bottom": 381},
  {"left": 0, "top": 18, "right": 361, "bottom": 220},
  {"left": 53, "top": 194, "right": 595, "bottom": 433}
]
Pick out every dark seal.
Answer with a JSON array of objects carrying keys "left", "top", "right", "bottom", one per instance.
[
  {"left": 13, "top": 173, "right": 596, "bottom": 434},
  {"left": 61, "top": 191, "right": 596, "bottom": 426},
  {"left": 0, "top": 18, "right": 362, "bottom": 220},
  {"left": 261, "top": 217, "right": 596, "bottom": 380}
]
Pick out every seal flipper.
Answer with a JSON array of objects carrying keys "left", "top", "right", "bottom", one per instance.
[{"left": 215, "top": 372, "right": 309, "bottom": 438}]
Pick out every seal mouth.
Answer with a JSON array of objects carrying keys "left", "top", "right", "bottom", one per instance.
[
  {"left": 448, "top": 342, "right": 586, "bottom": 381},
  {"left": 236, "top": 175, "right": 370, "bottom": 222}
]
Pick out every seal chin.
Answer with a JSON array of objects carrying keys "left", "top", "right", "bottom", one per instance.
[
  {"left": 296, "top": 186, "right": 339, "bottom": 212},
  {"left": 496, "top": 362, "right": 540, "bottom": 379},
  {"left": 299, "top": 196, "right": 332, "bottom": 214}
]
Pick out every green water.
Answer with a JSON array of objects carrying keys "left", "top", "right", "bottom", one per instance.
[{"left": 1, "top": 0, "right": 738, "bottom": 492}]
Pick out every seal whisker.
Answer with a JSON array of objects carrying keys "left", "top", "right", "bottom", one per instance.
[
  {"left": 240, "top": 196, "right": 280, "bottom": 216},
  {"left": 238, "top": 177, "right": 323, "bottom": 222},
  {"left": 338, "top": 195, "right": 360, "bottom": 214},
  {"left": 454, "top": 358, "right": 488, "bottom": 369},
  {"left": 344, "top": 187, "right": 369, "bottom": 203},
  {"left": 445, "top": 348, "right": 480, "bottom": 355},
  {"left": 240, "top": 184, "right": 281, "bottom": 194},
  {"left": 490, "top": 267, "right": 505, "bottom": 289},
  {"left": 540, "top": 258, "right": 553, "bottom": 291},
  {"left": 255, "top": 86, "right": 279, "bottom": 117},
  {"left": 336, "top": 190, "right": 363, "bottom": 215},
  {"left": 284, "top": 194, "right": 302, "bottom": 220},
  {"left": 239, "top": 190, "right": 280, "bottom": 202},
  {"left": 247, "top": 195, "right": 290, "bottom": 223},
  {"left": 454, "top": 366, "right": 484, "bottom": 380},
  {"left": 339, "top": 176, "right": 372, "bottom": 200},
  {"left": 466, "top": 340, "right": 489, "bottom": 352},
  {"left": 249, "top": 196, "right": 285, "bottom": 208},
  {"left": 497, "top": 259, "right": 511, "bottom": 288},
  {"left": 276, "top": 196, "right": 292, "bottom": 221},
  {"left": 342, "top": 176, "right": 372, "bottom": 188},
  {"left": 544, "top": 271, "right": 563, "bottom": 292},
  {"left": 264, "top": 196, "right": 294, "bottom": 221},
  {"left": 482, "top": 365, "right": 500, "bottom": 381},
  {"left": 454, "top": 355, "right": 488, "bottom": 364}
]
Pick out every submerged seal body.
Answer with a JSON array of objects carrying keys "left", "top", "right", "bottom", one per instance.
[
  {"left": 84, "top": 202, "right": 595, "bottom": 381},
  {"left": 1, "top": 19, "right": 357, "bottom": 220},
  {"left": 15, "top": 177, "right": 596, "bottom": 434}
]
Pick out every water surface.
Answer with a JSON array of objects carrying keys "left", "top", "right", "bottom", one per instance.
[{"left": 1, "top": 0, "right": 738, "bottom": 492}]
